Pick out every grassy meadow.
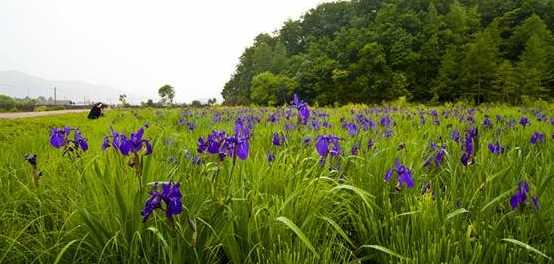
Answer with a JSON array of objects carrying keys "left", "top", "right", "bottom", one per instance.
[{"left": 0, "top": 104, "right": 553, "bottom": 263}]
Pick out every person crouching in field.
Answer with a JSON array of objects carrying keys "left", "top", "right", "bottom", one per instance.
[{"left": 88, "top": 102, "right": 107, "bottom": 119}]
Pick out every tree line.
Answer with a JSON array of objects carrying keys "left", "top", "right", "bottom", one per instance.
[{"left": 222, "top": 0, "right": 554, "bottom": 105}]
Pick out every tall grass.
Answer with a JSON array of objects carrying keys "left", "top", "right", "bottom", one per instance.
[{"left": 0, "top": 105, "right": 552, "bottom": 263}]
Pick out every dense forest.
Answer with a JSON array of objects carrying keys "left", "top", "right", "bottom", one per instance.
[{"left": 222, "top": 0, "right": 554, "bottom": 105}]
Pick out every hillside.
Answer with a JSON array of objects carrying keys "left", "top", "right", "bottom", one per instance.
[
  {"left": 0, "top": 70, "right": 124, "bottom": 104},
  {"left": 222, "top": 0, "right": 554, "bottom": 105}
]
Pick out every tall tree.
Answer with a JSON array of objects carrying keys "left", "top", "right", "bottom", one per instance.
[
  {"left": 158, "top": 85, "right": 175, "bottom": 105},
  {"left": 517, "top": 34, "right": 548, "bottom": 98},
  {"left": 461, "top": 26, "right": 499, "bottom": 103}
]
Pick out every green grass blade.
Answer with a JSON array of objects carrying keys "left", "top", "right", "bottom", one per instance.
[
  {"left": 53, "top": 239, "right": 79, "bottom": 264},
  {"left": 501, "top": 238, "right": 551, "bottom": 260},
  {"left": 359, "top": 244, "right": 408, "bottom": 261},
  {"left": 446, "top": 208, "right": 469, "bottom": 220},
  {"left": 276, "top": 216, "right": 319, "bottom": 258}
]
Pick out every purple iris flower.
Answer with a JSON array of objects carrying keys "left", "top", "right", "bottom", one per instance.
[
  {"left": 267, "top": 151, "right": 275, "bottom": 163},
  {"left": 488, "top": 142, "right": 504, "bottom": 154},
  {"left": 483, "top": 116, "right": 492, "bottom": 128},
  {"left": 384, "top": 159, "right": 414, "bottom": 189},
  {"left": 315, "top": 135, "right": 341, "bottom": 163},
  {"left": 435, "top": 146, "right": 446, "bottom": 166},
  {"left": 509, "top": 181, "right": 539, "bottom": 210},
  {"left": 343, "top": 123, "right": 358, "bottom": 136},
  {"left": 351, "top": 143, "right": 360, "bottom": 155},
  {"left": 520, "top": 116, "right": 530, "bottom": 127},
  {"left": 530, "top": 132, "right": 545, "bottom": 144},
  {"left": 272, "top": 132, "right": 286, "bottom": 146},
  {"left": 425, "top": 144, "right": 446, "bottom": 168},
  {"left": 380, "top": 116, "right": 392, "bottom": 127},
  {"left": 233, "top": 118, "right": 250, "bottom": 160},
  {"left": 105, "top": 126, "right": 152, "bottom": 156},
  {"left": 461, "top": 128, "right": 478, "bottom": 166},
  {"left": 451, "top": 130, "right": 460, "bottom": 143},
  {"left": 367, "top": 139, "right": 374, "bottom": 150},
  {"left": 310, "top": 119, "right": 321, "bottom": 130},
  {"left": 74, "top": 130, "right": 89, "bottom": 151},
  {"left": 50, "top": 127, "right": 68, "bottom": 148},
  {"left": 197, "top": 118, "right": 250, "bottom": 161},
  {"left": 384, "top": 129, "right": 393, "bottom": 138},
  {"left": 50, "top": 127, "right": 88, "bottom": 153},
  {"left": 268, "top": 113, "right": 279, "bottom": 123},
  {"left": 101, "top": 136, "right": 110, "bottom": 150},
  {"left": 292, "top": 94, "right": 310, "bottom": 125},
  {"left": 141, "top": 182, "right": 183, "bottom": 222}
]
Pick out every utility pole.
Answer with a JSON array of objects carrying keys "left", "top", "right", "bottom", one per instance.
[{"left": 54, "top": 87, "right": 57, "bottom": 105}]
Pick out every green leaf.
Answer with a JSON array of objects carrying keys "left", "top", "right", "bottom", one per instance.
[
  {"left": 276, "top": 216, "right": 319, "bottom": 258},
  {"left": 359, "top": 244, "right": 409, "bottom": 260},
  {"left": 320, "top": 216, "right": 355, "bottom": 248},
  {"left": 502, "top": 238, "right": 551, "bottom": 260},
  {"left": 447, "top": 208, "right": 469, "bottom": 220},
  {"left": 481, "top": 190, "right": 512, "bottom": 212},
  {"left": 53, "top": 239, "right": 79, "bottom": 264}
]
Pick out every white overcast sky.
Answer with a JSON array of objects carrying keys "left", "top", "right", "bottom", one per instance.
[{"left": 0, "top": 0, "right": 328, "bottom": 103}]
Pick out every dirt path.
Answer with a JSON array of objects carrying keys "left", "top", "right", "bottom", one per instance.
[{"left": 0, "top": 109, "right": 89, "bottom": 119}]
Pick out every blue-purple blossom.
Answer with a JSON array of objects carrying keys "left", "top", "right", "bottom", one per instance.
[
  {"left": 520, "top": 116, "right": 530, "bottom": 127},
  {"left": 384, "top": 160, "right": 414, "bottom": 189},
  {"left": 380, "top": 116, "right": 392, "bottom": 127},
  {"left": 351, "top": 143, "right": 360, "bottom": 155},
  {"left": 106, "top": 126, "right": 153, "bottom": 156},
  {"left": 141, "top": 182, "right": 183, "bottom": 222},
  {"left": 267, "top": 151, "right": 275, "bottom": 163},
  {"left": 483, "top": 116, "right": 492, "bottom": 128},
  {"left": 272, "top": 132, "right": 286, "bottom": 146},
  {"left": 74, "top": 130, "right": 89, "bottom": 151},
  {"left": 488, "top": 142, "right": 504, "bottom": 154},
  {"left": 424, "top": 144, "right": 446, "bottom": 168},
  {"left": 197, "top": 118, "right": 250, "bottom": 161},
  {"left": 530, "top": 132, "right": 545, "bottom": 144},
  {"left": 461, "top": 128, "right": 478, "bottom": 166},
  {"left": 292, "top": 94, "right": 310, "bottom": 125},
  {"left": 49, "top": 127, "right": 69, "bottom": 148},
  {"left": 510, "top": 181, "right": 539, "bottom": 210},
  {"left": 315, "top": 135, "right": 341, "bottom": 163},
  {"left": 451, "top": 130, "right": 460, "bottom": 143},
  {"left": 50, "top": 127, "right": 88, "bottom": 153},
  {"left": 367, "top": 139, "right": 374, "bottom": 150},
  {"left": 510, "top": 181, "right": 528, "bottom": 209},
  {"left": 344, "top": 123, "right": 358, "bottom": 136}
]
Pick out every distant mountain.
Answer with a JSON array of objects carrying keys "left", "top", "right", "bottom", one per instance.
[{"left": 0, "top": 70, "right": 130, "bottom": 104}]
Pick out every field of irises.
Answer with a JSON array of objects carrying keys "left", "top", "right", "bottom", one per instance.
[{"left": 1, "top": 98, "right": 553, "bottom": 264}]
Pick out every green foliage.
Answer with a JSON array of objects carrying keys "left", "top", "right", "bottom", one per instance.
[
  {"left": 251, "top": 72, "right": 297, "bottom": 106},
  {"left": 222, "top": 0, "right": 554, "bottom": 105},
  {"left": 158, "top": 85, "right": 176, "bottom": 105},
  {"left": 0, "top": 94, "right": 37, "bottom": 112}
]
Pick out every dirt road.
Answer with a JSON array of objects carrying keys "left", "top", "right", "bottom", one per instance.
[{"left": 0, "top": 109, "right": 89, "bottom": 119}]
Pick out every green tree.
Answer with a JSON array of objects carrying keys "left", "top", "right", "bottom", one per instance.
[
  {"left": 118, "top": 94, "right": 129, "bottom": 107},
  {"left": 517, "top": 34, "right": 548, "bottom": 98},
  {"left": 158, "top": 85, "right": 175, "bottom": 105},
  {"left": 494, "top": 60, "right": 518, "bottom": 103},
  {"left": 251, "top": 72, "right": 297, "bottom": 106},
  {"left": 461, "top": 29, "right": 499, "bottom": 104}
]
